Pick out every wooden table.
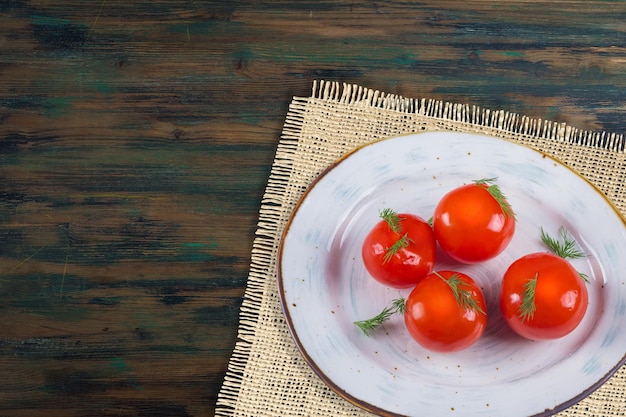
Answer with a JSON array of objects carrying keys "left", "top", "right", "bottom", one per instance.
[{"left": 1, "top": 2, "right": 624, "bottom": 416}]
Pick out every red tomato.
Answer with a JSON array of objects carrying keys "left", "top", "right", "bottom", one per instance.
[
  {"left": 404, "top": 270, "right": 487, "bottom": 352},
  {"left": 433, "top": 179, "right": 515, "bottom": 264},
  {"left": 362, "top": 210, "right": 436, "bottom": 288},
  {"left": 499, "top": 252, "right": 588, "bottom": 340}
]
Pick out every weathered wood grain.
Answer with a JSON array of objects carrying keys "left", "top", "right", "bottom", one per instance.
[{"left": 1, "top": 1, "right": 625, "bottom": 415}]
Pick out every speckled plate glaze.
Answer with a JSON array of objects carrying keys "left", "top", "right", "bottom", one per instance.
[{"left": 277, "top": 132, "right": 626, "bottom": 417}]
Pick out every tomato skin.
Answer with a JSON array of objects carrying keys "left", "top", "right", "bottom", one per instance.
[
  {"left": 362, "top": 213, "right": 436, "bottom": 288},
  {"left": 499, "top": 252, "right": 588, "bottom": 340},
  {"left": 404, "top": 270, "right": 487, "bottom": 352},
  {"left": 433, "top": 183, "right": 515, "bottom": 264}
]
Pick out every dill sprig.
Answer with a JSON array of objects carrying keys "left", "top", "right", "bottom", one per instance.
[
  {"left": 473, "top": 177, "right": 516, "bottom": 220},
  {"left": 378, "top": 208, "right": 412, "bottom": 263},
  {"left": 355, "top": 298, "right": 406, "bottom": 336},
  {"left": 541, "top": 227, "right": 589, "bottom": 283},
  {"left": 434, "top": 271, "right": 485, "bottom": 315},
  {"left": 519, "top": 273, "right": 538, "bottom": 322},
  {"left": 379, "top": 208, "right": 402, "bottom": 233},
  {"left": 383, "top": 233, "right": 412, "bottom": 263},
  {"left": 540, "top": 227, "right": 586, "bottom": 260}
]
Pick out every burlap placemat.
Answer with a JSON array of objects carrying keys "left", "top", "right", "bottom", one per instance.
[{"left": 216, "top": 80, "right": 626, "bottom": 417}]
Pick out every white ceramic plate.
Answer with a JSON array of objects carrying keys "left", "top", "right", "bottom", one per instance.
[{"left": 277, "top": 132, "right": 626, "bottom": 417}]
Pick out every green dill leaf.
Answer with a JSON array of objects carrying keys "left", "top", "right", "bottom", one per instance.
[
  {"left": 579, "top": 272, "right": 590, "bottom": 283},
  {"left": 383, "top": 233, "right": 412, "bottom": 264},
  {"left": 473, "top": 177, "right": 499, "bottom": 186},
  {"left": 354, "top": 297, "right": 406, "bottom": 336},
  {"left": 540, "top": 227, "right": 589, "bottom": 284},
  {"left": 473, "top": 177, "right": 516, "bottom": 220},
  {"left": 379, "top": 208, "right": 402, "bottom": 233},
  {"left": 434, "top": 271, "right": 485, "bottom": 315},
  {"left": 540, "top": 227, "right": 586, "bottom": 260},
  {"left": 391, "top": 297, "right": 407, "bottom": 314},
  {"left": 519, "top": 273, "right": 538, "bottom": 323}
]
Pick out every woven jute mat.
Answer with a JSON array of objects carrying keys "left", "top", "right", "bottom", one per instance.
[{"left": 216, "top": 80, "right": 626, "bottom": 417}]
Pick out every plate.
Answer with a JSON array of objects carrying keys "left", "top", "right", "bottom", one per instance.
[{"left": 277, "top": 132, "right": 626, "bottom": 417}]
